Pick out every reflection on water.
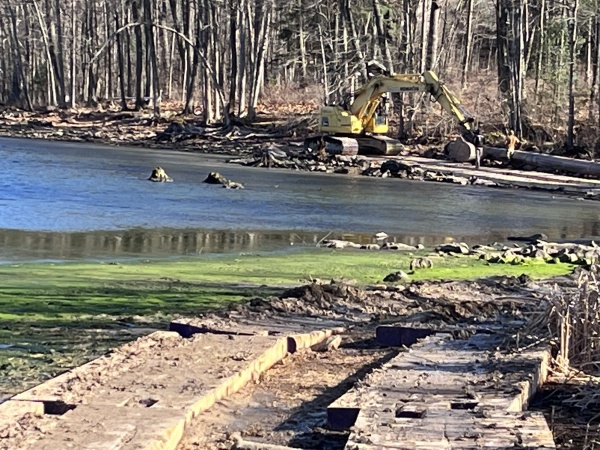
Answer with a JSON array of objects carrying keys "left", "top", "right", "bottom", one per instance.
[{"left": 0, "top": 228, "right": 505, "bottom": 261}]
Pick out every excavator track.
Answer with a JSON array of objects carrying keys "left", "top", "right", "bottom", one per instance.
[
  {"left": 303, "top": 136, "right": 359, "bottom": 156},
  {"left": 304, "top": 135, "right": 403, "bottom": 157},
  {"left": 354, "top": 135, "right": 404, "bottom": 156}
]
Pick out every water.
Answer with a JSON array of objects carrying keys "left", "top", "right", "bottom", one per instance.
[{"left": 0, "top": 136, "right": 599, "bottom": 260}]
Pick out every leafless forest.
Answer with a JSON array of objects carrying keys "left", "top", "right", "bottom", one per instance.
[{"left": 0, "top": 0, "right": 598, "bottom": 152}]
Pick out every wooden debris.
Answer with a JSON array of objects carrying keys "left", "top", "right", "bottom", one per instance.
[
  {"left": 483, "top": 146, "right": 600, "bottom": 178},
  {"left": 337, "top": 334, "right": 555, "bottom": 449},
  {"left": 232, "top": 432, "right": 312, "bottom": 450}
]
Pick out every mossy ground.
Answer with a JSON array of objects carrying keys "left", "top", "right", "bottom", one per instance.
[{"left": 0, "top": 248, "right": 574, "bottom": 396}]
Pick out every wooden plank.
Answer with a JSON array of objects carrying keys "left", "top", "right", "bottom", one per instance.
[{"left": 340, "top": 333, "right": 555, "bottom": 449}]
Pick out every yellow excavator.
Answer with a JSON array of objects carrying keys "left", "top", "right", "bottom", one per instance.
[{"left": 304, "top": 70, "right": 477, "bottom": 156}]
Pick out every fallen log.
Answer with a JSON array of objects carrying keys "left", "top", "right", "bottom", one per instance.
[
  {"left": 453, "top": 144, "right": 600, "bottom": 178},
  {"left": 491, "top": 147, "right": 600, "bottom": 178}
]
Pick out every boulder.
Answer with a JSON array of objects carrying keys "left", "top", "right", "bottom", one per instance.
[
  {"left": 381, "top": 242, "right": 417, "bottom": 251},
  {"left": 409, "top": 257, "right": 433, "bottom": 271},
  {"left": 383, "top": 271, "right": 410, "bottom": 283},
  {"left": 436, "top": 242, "right": 470, "bottom": 254},
  {"left": 148, "top": 166, "right": 173, "bottom": 182},
  {"left": 203, "top": 172, "right": 244, "bottom": 189}
]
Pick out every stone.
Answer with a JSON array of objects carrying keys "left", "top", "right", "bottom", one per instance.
[{"left": 383, "top": 271, "right": 410, "bottom": 283}]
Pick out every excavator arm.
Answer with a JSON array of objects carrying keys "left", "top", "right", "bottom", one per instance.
[{"left": 349, "top": 71, "right": 475, "bottom": 134}]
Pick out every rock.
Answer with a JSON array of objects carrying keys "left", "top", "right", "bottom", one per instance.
[
  {"left": 436, "top": 242, "right": 470, "bottom": 254},
  {"left": 148, "top": 166, "right": 173, "bottom": 182},
  {"left": 360, "top": 244, "right": 381, "bottom": 250},
  {"left": 204, "top": 171, "right": 229, "bottom": 184},
  {"left": 204, "top": 172, "right": 244, "bottom": 189},
  {"left": 380, "top": 160, "right": 415, "bottom": 176},
  {"left": 321, "top": 240, "right": 361, "bottom": 249},
  {"left": 409, "top": 257, "right": 433, "bottom": 271},
  {"left": 311, "top": 336, "right": 342, "bottom": 352},
  {"left": 470, "top": 177, "right": 498, "bottom": 187},
  {"left": 381, "top": 242, "right": 418, "bottom": 251},
  {"left": 383, "top": 271, "right": 410, "bottom": 283}
]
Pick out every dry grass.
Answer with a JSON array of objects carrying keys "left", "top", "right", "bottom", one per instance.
[{"left": 526, "top": 268, "right": 600, "bottom": 373}]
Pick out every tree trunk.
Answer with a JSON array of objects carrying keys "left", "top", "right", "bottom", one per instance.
[
  {"left": 115, "top": 9, "right": 128, "bottom": 110},
  {"left": 144, "top": 0, "right": 161, "bottom": 117},
  {"left": 534, "top": 0, "right": 545, "bottom": 96},
  {"left": 298, "top": 0, "right": 307, "bottom": 79},
  {"left": 341, "top": 0, "right": 367, "bottom": 80},
  {"left": 248, "top": 0, "right": 272, "bottom": 119},
  {"left": 32, "top": 0, "right": 58, "bottom": 106},
  {"left": 425, "top": 0, "right": 440, "bottom": 70},
  {"left": 52, "top": 0, "right": 67, "bottom": 107},
  {"left": 420, "top": 0, "right": 429, "bottom": 73},
  {"left": 131, "top": 1, "right": 145, "bottom": 110},
  {"left": 228, "top": 0, "right": 239, "bottom": 113},
  {"left": 565, "top": 0, "right": 579, "bottom": 151},
  {"left": 461, "top": 0, "right": 473, "bottom": 86},
  {"left": 6, "top": 2, "right": 33, "bottom": 110},
  {"left": 372, "top": 0, "right": 394, "bottom": 73}
]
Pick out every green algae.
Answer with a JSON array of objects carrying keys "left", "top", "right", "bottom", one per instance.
[{"left": 0, "top": 248, "right": 574, "bottom": 397}]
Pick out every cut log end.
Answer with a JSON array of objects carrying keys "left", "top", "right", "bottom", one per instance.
[{"left": 447, "top": 137, "right": 476, "bottom": 162}]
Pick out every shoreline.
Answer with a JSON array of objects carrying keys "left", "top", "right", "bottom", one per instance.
[{"left": 2, "top": 110, "right": 600, "bottom": 200}]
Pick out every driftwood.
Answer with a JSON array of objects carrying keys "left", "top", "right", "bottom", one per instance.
[
  {"left": 155, "top": 122, "right": 206, "bottom": 142},
  {"left": 487, "top": 147, "right": 600, "bottom": 178}
]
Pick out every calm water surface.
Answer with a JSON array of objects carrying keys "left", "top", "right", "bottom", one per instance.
[{"left": 0, "top": 137, "right": 599, "bottom": 260}]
